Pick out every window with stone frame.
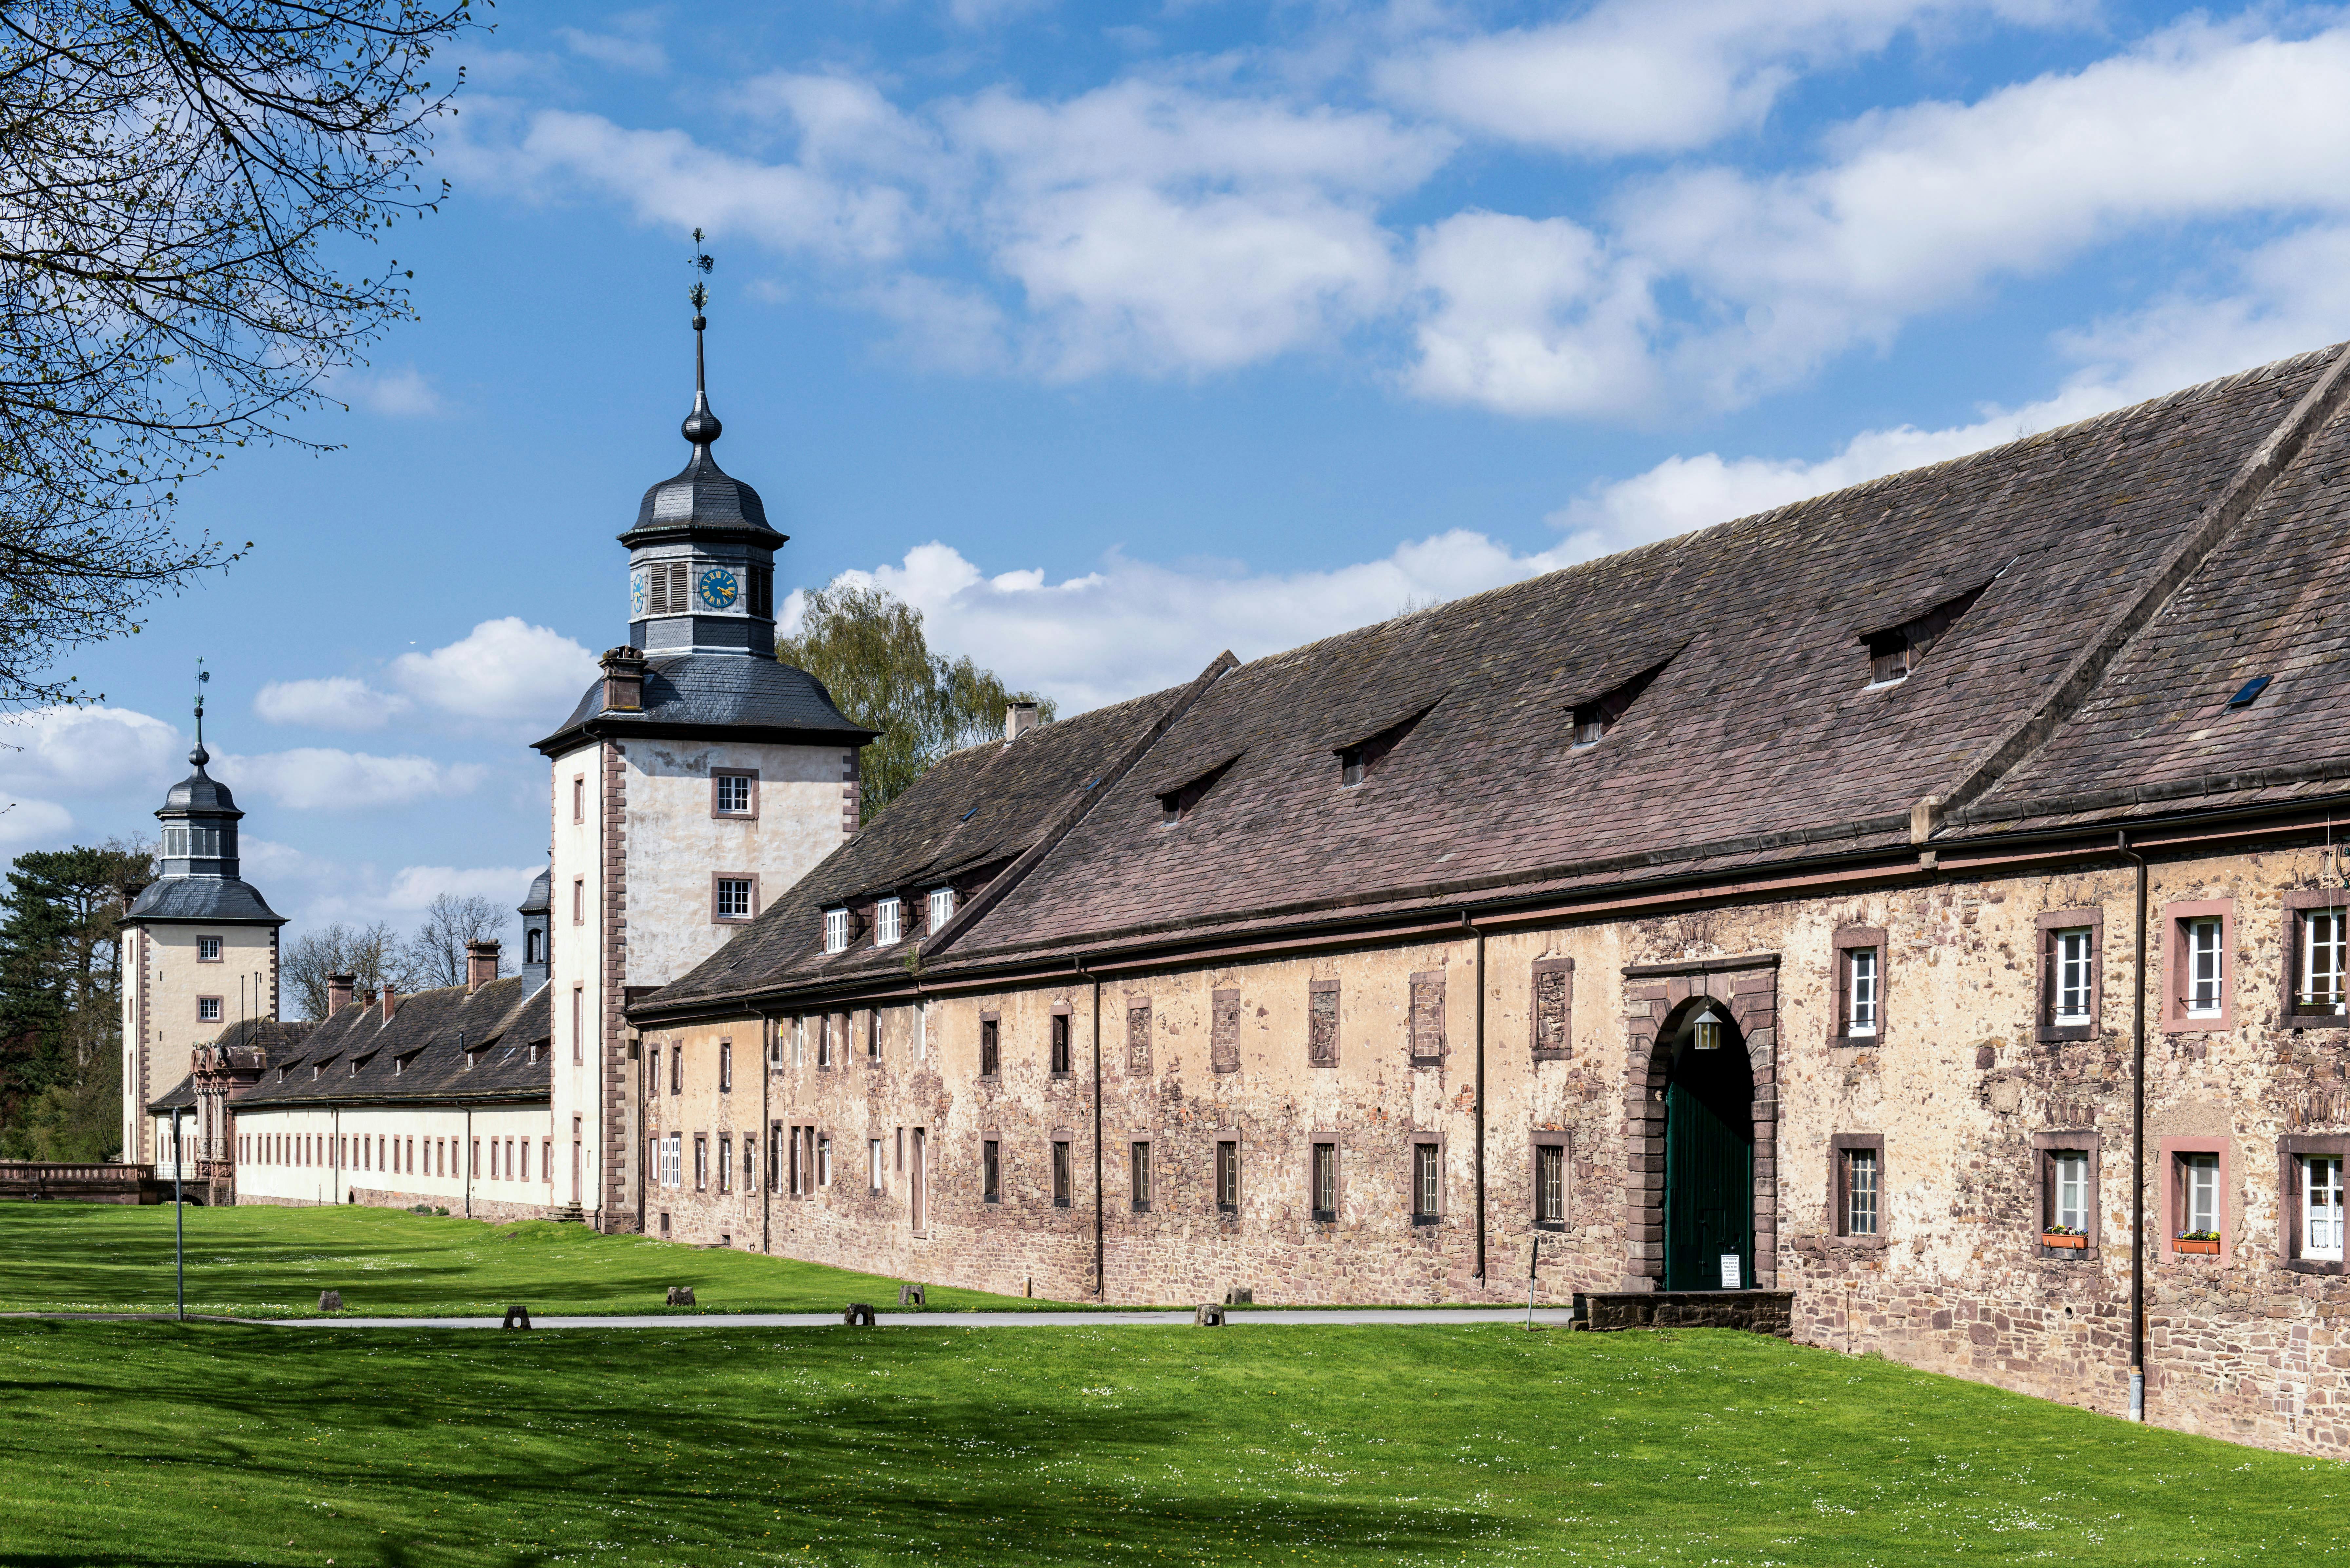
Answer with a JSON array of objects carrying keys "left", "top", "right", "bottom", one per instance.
[
  {"left": 1051, "top": 1008, "right": 1073, "bottom": 1075},
  {"left": 197, "top": 935, "right": 221, "bottom": 962},
  {"left": 670, "top": 1042, "right": 682, "bottom": 1096},
  {"left": 1531, "top": 958, "right": 1572, "bottom": 1059},
  {"left": 982, "top": 1139, "right": 1001, "bottom": 1204},
  {"left": 1532, "top": 1136, "right": 1568, "bottom": 1229},
  {"left": 2162, "top": 900, "right": 2232, "bottom": 1029},
  {"left": 694, "top": 1135, "right": 708, "bottom": 1192},
  {"left": 1308, "top": 979, "right": 1339, "bottom": 1067},
  {"left": 1411, "top": 1140, "right": 1442, "bottom": 1224},
  {"left": 2162, "top": 1138, "right": 2227, "bottom": 1252},
  {"left": 868, "top": 1138, "right": 884, "bottom": 1194},
  {"left": 1052, "top": 1139, "right": 1072, "bottom": 1208},
  {"left": 2282, "top": 890, "right": 2350, "bottom": 1024},
  {"left": 1834, "top": 928, "right": 1886, "bottom": 1044},
  {"left": 2281, "top": 1135, "right": 2350, "bottom": 1273},
  {"left": 1409, "top": 972, "right": 1445, "bottom": 1065},
  {"left": 1311, "top": 1139, "right": 1339, "bottom": 1223},
  {"left": 712, "top": 769, "right": 757, "bottom": 818},
  {"left": 1216, "top": 1139, "right": 1240, "bottom": 1213},
  {"left": 1210, "top": 988, "right": 1241, "bottom": 1073},
  {"left": 865, "top": 1009, "right": 881, "bottom": 1061},
  {"left": 197, "top": 996, "right": 221, "bottom": 1021},
  {"left": 1829, "top": 1133, "right": 1885, "bottom": 1241},
  {"left": 818, "top": 1134, "right": 832, "bottom": 1188},
  {"left": 979, "top": 1015, "right": 1000, "bottom": 1078},
  {"left": 1126, "top": 996, "right": 1152, "bottom": 1076},
  {"left": 1130, "top": 1140, "right": 1152, "bottom": 1212},
  {"left": 718, "top": 1040, "right": 732, "bottom": 1094},
  {"left": 718, "top": 1134, "right": 732, "bottom": 1194}
]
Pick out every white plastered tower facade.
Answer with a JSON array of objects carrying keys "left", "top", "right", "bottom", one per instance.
[
  {"left": 536, "top": 335, "right": 871, "bottom": 1230},
  {"left": 118, "top": 730, "right": 285, "bottom": 1166}
]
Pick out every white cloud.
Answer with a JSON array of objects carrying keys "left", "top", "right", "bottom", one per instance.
[
  {"left": 383, "top": 864, "right": 545, "bottom": 912},
  {"left": 341, "top": 365, "right": 444, "bottom": 418},
  {"left": 388, "top": 617, "right": 599, "bottom": 727},
  {"left": 1403, "top": 19, "right": 2350, "bottom": 417},
  {"left": 0, "top": 705, "right": 186, "bottom": 797},
  {"left": 254, "top": 677, "right": 412, "bottom": 731},
  {"left": 212, "top": 749, "right": 487, "bottom": 812},
  {"left": 558, "top": 17, "right": 669, "bottom": 75},
  {"left": 0, "top": 799, "right": 77, "bottom": 851},
  {"left": 797, "top": 532, "right": 1589, "bottom": 710},
  {"left": 1380, "top": 0, "right": 2075, "bottom": 156},
  {"left": 1407, "top": 211, "right": 1660, "bottom": 415}
]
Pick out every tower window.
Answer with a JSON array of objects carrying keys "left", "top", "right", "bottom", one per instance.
[
  {"left": 714, "top": 877, "right": 756, "bottom": 922},
  {"left": 526, "top": 929, "right": 544, "bottom": 965},
  {"left": 197, "top": 936, "right": 222, "bottom": 962},
  {"left": 748, "top": 565, "right": 774, "bottom": 620},
  {"left": 644, "top": 559, "right": 691, "bottom": 617},
  {"left": 712, "top": 770, "right": 757, "bottom": 817},
  {"left": 197, "top": 997, "right": 221, "bottom": 1022}
]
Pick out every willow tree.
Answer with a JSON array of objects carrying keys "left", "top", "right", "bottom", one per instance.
[
  {"left": 0, "top": 0, "right": 477, "bottom": 705},
  {"left": 780, "top": 585, "right": 1055, "bottom": 821}
]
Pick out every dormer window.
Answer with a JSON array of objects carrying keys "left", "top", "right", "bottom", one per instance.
[
  {"left": 525, "top": 929, "right": 544, "bottom": 965},
  {"left": 1568, "top": 651, "right": 1677, "bottom": 751},
  {"left": 1336, "top": 705, "right": 1434, "bottom": 789},
  {"left": 348, "top": 1057, "right": 361, "bottom": 1076},
  {"left": 875, "top": 897, "right": 903, "bottom": 946},
  {"left": 823, "top": 907, "right": 849, "bottom": 953},
  {"left": 1159, "top": 756, "right": 1239, "bottom": 824},
  {"left": 928, "top": 887, "right": 956, "bottom": 932},
  {"left": 1859, "top": 583, "right": 1987, "bottom": 690}
]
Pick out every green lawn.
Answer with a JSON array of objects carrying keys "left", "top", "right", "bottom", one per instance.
[
  {"left": 0, "top": 1202, "right": 1041, "bottom": 1318},
  {"left": 0, "top": 1317, "right": 2334, "bottom": 1567}
]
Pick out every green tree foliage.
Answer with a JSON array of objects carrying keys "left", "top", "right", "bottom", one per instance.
[
  {"left": 0, "top": 1, "right": 478, "bottom": 706},
  {"left": 779, "top": 585, "right": 1055, "bottom": 821},
  {"left": 0, "top": 840, "right": 149, "bottom": 1159}
]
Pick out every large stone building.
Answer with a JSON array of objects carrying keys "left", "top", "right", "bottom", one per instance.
[
  {"left": 132, "top": 333, "right": 2350, "bottom": 1456},
  {"left": 622, "top": 342, "right": 2350, "bottom": 1456}
]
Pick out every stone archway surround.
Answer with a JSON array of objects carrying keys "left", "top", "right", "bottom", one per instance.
[{"left": 1620, "top": 953, "right": 1779, "bottom": 1291}]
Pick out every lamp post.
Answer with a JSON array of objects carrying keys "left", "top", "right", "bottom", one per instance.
[{"left": 171, "top": 1106, "right": 185, "bottom": 1321}]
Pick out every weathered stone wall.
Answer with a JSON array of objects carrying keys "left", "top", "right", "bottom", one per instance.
[{"left": 641, "top": 831, "right": 2350, "bottom": 1456}]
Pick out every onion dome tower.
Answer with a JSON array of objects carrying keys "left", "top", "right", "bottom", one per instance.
[{"left": 120, "top": 675, "right": 286, "bottom": 1166}]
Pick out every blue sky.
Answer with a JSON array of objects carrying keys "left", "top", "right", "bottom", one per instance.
[{"left": 17, "top": 0, "right": 2350, "bottom": 951}]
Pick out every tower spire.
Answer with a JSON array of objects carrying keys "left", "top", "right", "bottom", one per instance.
[
  {"left": 683, "top": 228, "right": 720, "bottom": 450},
  {"left": 191, "top": 657, "right": 210, "bottom": 767}
]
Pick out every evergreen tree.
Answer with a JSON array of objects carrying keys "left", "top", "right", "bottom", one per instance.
[{"left": 0, "top": 840, "right": 147, "bottom": 1159}]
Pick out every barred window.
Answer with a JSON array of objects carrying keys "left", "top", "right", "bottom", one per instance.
[
  {"left": 1130, "top": 1142, "right": 1152, "bottom": 1212},
  {"left": 982, "top": 1140, "right": 1000, "bottom": 1204},
  {"left": 1216, "top": 1140, "right": 1239, "bottom": 1212},
  {"left": 1535, "top": 1144, "right": 1566, "bottom": 1226},
  {"left": 1311, "top": 1142, "right": 1338, "bottom": 1222},
  {"left": 1412, "top": 1143, "right": 1441, "bottom": 1223}
]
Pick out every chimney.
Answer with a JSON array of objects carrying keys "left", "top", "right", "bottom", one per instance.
[
  {"left": 328, "top": 972, "right": 355, "bottom": 1015},
  {"left": 380, "top": 984, "right": 398, "bottom": 1023},
  {"left": 1004, "top": 700, "right": 1039, "bottom": 744},
  {"left": 466, "top": 939, "right": 500, "bottom": 995},
  {"left": 601, "top": 645, "right": 648, "bottom": 713}
]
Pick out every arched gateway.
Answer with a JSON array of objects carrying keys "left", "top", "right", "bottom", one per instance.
[{"left": 1622, "top": 957, "right": 1779, "bottom": 1292}]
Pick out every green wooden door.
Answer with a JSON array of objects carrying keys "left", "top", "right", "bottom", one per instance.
[{"left": 1663, "top": 1047, "right": 1754, "bottom": 1290}]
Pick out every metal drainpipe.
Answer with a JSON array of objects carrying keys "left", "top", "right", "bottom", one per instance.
[
  {"left": 1085, "top": 964, "right": 1104, "bottom": 1300},
  {"left": 2119, "top": 830, "right": 2149, "bottom": 1423},
  {"left": 1462, "top": 909, "right": 1487, "bottom": 1286},
  {"left": 760, "top": 1012, "right": 772, "bottom": 1255},
  {"left": 464, "top": 1103, "right": 472, "bottom": 1219},
  {"left": 172, "top": 1108, "right": 184, "bottom": 1321}
]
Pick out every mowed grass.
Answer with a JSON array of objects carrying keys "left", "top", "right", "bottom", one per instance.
[
  {"left": 0, "top": 1202, "right": 1042, "bottom": 1318},
  {"left": 1, "top": 1318, "right": 2336, "bottom": 1568}
]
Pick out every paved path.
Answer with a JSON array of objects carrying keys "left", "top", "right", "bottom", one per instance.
[{"left": 241, "top": 1308, "right": 1582, "bottom": 1330}]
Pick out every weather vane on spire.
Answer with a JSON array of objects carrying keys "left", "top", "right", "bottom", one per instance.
[
  {"left": 192, "top": 657, "right": 211, "bottom": 762},
  {"left": 689, "top": 227, "right": 714, "bottom": 394}
]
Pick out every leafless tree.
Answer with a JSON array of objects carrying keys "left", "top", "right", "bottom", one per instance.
[
  {"left": 282, "top": 919, "right": 421, "bottom": 1019},
  {"left": 399, "top": 890, "right": 506, "bottom": 988},
  {"left": 0, "top": 1, "right": 478, "bottom": 706}
]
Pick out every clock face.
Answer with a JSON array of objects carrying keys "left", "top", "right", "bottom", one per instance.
[
  {"left": 630, "top": 570, "right": 648, "bottom": 617},
  {"left": 697, "top": 566, "right": 740, "bottom": 610}
]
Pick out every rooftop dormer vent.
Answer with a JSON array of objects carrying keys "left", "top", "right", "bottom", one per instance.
[
  {"left": 1337, "top": 704, "right": 1435, "bottom": 788},
  {"left": 1568, "top": 650, "right": 1680, "bottom": 751},
  {"left": 1159, "top": 755, "right": 1240, "bottom": 825},
  {"left": 1860, "top": 583, "right": 1988, "bottom": 689}
]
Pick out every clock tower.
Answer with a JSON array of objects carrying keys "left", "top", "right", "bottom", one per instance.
[{"left": 534, "top": 304, "right": 874, "bottom": 1231}]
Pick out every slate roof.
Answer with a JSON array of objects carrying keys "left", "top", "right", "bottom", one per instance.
[
  {"left": 230, "top": 977, "right": 552, "bottom": 1110},
  {"left": 647, "top": 674, "right": 1224, "bottom": 1008},
  {"left": 636, "top": 342, "right": 2350, "bottom": 1020},
  {"left": 124, "top": 876, "right": 284, "bottom": 925},
  {"left": 535, "top": 653, "right": 877, "bottom": 755},
  {"left": 620, "top": 393, "right": 785, "bottom": 550}
]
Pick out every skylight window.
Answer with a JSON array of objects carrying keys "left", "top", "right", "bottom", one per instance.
[{"left": 2226, "top": 675, "right": 2271, "bottom": 709}]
